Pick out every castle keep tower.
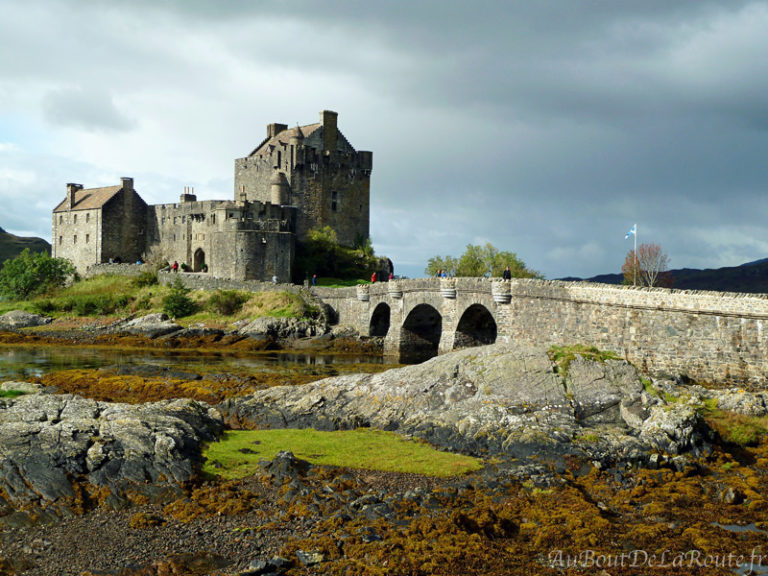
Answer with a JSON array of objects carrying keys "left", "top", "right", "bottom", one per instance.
[{"left": 234, "top": 110, "right": 373, "bottom": 247}]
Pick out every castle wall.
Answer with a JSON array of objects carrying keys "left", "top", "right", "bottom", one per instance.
[
  {"left": 145, "top": 199, "right": 295, "bottom": 281},
  {"left": 145, "top": 199, "right": 222, "bottom": 271},
  {"left": 101, "top": 188, "right": 147, "bottom": 264},
  {"left": 52, "top": 208, "right": 102, "bottom": 271}
]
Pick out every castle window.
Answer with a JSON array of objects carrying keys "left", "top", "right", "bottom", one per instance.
[
  {"left": 73, "top": 214, "right": 77, "bottom": 224},
  {"left": 85, "top": 234, "right": 89, "bottom": 243},
  {"left": 277, "top": 151, "right": 282, "bottom": 168},
  {"left": 211, "top": 214, "right": 215, "bottom": 224},
  {"left": 59, "top": 215, "right": 63, "bottom": 224},
  {"left": 182, "top": 216, "right": 186, "bottom": 223},
  {"left": 331, "top": 191, "right": 338, "bottom": 212},
  {"left": 58, "top": 236, "right": 62, "bottom": 245},
  {"left": 86, "top": 213, "right": 90, "bottom": 223},
  {"left": 73, "top": 235, "right": 77, "bottom": 244}
]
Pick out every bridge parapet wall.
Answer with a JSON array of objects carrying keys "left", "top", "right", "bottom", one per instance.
[{"left": 316, "top": 277, "right": 768, "bottom": 385}]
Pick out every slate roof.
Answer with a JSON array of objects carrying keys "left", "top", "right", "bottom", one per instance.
[
  {"left": 53, "top": 185, "right": 122, "bottom": 213},
  {"left": 248, "top": 123, "right": 322, "bottom": 157}
]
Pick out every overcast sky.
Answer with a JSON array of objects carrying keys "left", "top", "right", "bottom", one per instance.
[{"left": 2, "top": 1, "right": 768, "bottom": 279}]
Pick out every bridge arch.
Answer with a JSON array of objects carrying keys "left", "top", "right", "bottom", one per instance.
[
  {"left": 400, "top": 303, "right": 442, "bottom": 363},
  {"left": 453, "top": 303, "right": 497, "bottom": 350},
  {"left": 370, "top": 302, "right": 391, "bottom": 337}
]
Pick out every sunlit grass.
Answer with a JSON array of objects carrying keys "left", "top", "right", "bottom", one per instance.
[{"left": 203, "top": 428, "right": 483, "bottom": 479}]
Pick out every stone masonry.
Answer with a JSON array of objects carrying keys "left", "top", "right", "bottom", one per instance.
[
  {"left": 52, "top": 110, "right": 371, "bottom": 282},
  {"left": 317, "top": 277, "right": 768, "bottom": 386}
]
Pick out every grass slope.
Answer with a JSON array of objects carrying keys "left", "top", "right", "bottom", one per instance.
[
  {"left": 203, "top": 429, "right": 483, "bottom": 479},
  {"left": 0, "top": 273, "right": 317, "bottom": 327}
]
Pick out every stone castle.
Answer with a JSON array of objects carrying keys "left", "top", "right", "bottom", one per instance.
[{"left": 52, "top": 110, "right": 372, "bottom": 282}]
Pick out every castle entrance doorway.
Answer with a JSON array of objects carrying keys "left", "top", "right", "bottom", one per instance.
[{"left": 193, "top": 248, "right": 206, "bottom": 272}]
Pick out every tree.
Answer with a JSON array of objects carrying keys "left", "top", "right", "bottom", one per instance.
[
  {"left": 293, "top": 227, "right": 382, "bottom": 282},
  {"left": 425, "top": 255, "right": 458, "bottom": 277},
  {"left": 425, "top": 243, "right": 542, "bottom": 279},
  {"left": 162, "top": 277, "right": 196, "bottom": 318},
  {"left": 0, "top": 249, "right": 75, "bottom": 299},
  {"left": 622, "top": 243, "right": 671, "bottom": 287}
]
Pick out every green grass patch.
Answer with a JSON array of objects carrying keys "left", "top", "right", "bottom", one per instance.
[
  {"left": 547, "top": 344, "right": 622, "bottom": 375},
  {"left": 203, "top": 428, "right": 483, "bottom": 480},
  {"left": 704, "top": 408, "right": 768, "bottom": 447},
  {"left": 0, "top": 389, "right": 27, "bottom": 398}
]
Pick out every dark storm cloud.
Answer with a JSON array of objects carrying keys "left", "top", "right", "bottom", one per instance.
[{"left": 3, "top": 0, "right": 768, "bottom": 279}]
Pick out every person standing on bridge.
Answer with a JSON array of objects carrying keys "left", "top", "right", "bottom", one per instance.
[
  {"left": 503, "top": 265, "right": 512, "bottom": 281},
  {"left": 371, "top": 271, "right": 377, "bottom": 283}
]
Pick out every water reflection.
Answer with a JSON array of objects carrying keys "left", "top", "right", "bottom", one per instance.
[{"left": 0, "top": 345, "right": 396, "bottom": 381}]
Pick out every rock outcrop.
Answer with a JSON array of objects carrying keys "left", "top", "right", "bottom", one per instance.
[
  {"left": 219, "top": 343, "right": 708, "bottom": 466},
  {"left": 238, "top": 316, "right": 324, "bottom": 340},
  {"left": 117, "top": 313, "right": 183, "bottom": 338},
  {"left": 0, "top": 310, "right": 52, "bottom": 329},
  {"left": 0, "top": 390, "right": 222, "bottom": 509}
]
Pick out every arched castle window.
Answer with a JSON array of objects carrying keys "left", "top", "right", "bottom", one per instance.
[
  {"left": 86, "top": 213, "right": 90, "bottom": 223},
  {"left": 331, "top": 191, "right": 338, "bottom": 212},
  {"left": 73, "top": 214, "right": 77, "bottom": 224}
]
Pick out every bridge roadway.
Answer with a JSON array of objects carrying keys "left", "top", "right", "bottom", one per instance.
[{"left": 314, "top": 277, "right": 768, "bottom": 385}]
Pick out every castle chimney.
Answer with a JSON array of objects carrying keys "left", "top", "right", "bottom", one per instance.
[
  {"left": 321, "top": 110, "right": 338, "bottom": 153},
  {"left": 180, "top": 185, "right": 197, "bottom": 203},
  {"left": 66, "top": 183, "right": 83, "bottom": 210},
  {"left": 267, "top": 123, "right": 288, "bottom": 139},
  {"left": 121, "top": 177, "right": 134, "bottom": 192}
]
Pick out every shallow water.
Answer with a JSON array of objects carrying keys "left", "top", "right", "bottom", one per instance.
[{"left": 0, "top": 345, "right": 397, "bottom": 381}]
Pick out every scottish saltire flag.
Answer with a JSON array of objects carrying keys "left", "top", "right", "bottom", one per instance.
[{"left": 625, "top": 224, "right": 636, "bottom": 239}]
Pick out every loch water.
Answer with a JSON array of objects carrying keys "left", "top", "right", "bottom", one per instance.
[{"left": 0, "top": 345, "right": 398, "bottom": 382}]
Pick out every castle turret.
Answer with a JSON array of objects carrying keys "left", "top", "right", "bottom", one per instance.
[{"left": 270, "top": 171, "right": 289, "bottom": 205}]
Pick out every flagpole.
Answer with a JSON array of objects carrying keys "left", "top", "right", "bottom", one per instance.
[{"left": 634, "top": 223, "right": 637, "bottom": 286}]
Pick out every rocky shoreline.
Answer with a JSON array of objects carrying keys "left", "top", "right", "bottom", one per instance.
[{"left": 3, "top": 313, "right": 768, "bottom": 574}]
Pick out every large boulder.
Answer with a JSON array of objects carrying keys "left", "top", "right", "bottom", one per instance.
[
  {"left": 0, "top": 393, "right": 223, "bottom": 507},
  {"left": 219, "top": 343, "right": 706, "bottom": 463},
  {"left": 119, "top": 313, "right": 182, "bottom": 338},
  {"left": 0, "top": 310, "right": 52, "bottom": 329}
]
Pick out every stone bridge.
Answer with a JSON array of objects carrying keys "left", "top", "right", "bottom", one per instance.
[{"left": 315, "top": 277, "right": 768, "bottom": 385}]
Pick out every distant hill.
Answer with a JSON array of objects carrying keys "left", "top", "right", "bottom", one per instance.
[
  {"left": 0, "top": 227, "right": 51, "bottom": 265},
  {"left": 561, "top": 259, "right": 768, "bottom": 294}
]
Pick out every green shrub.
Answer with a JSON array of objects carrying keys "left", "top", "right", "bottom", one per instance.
[
  {"left": 0, "top": 249, "right": 75, "bottom": 299},
  {"left": 132, "top": 271, "right": 158, "bottom": 288},
  {"left": 162, "top": 278, "right": 196, "bottom": 318},
  {"left": 135, "top": 293, "right": 153, "bottom": 310},
  {"left": 207, "top": 290, "right": 249, "bottom": 316}
]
